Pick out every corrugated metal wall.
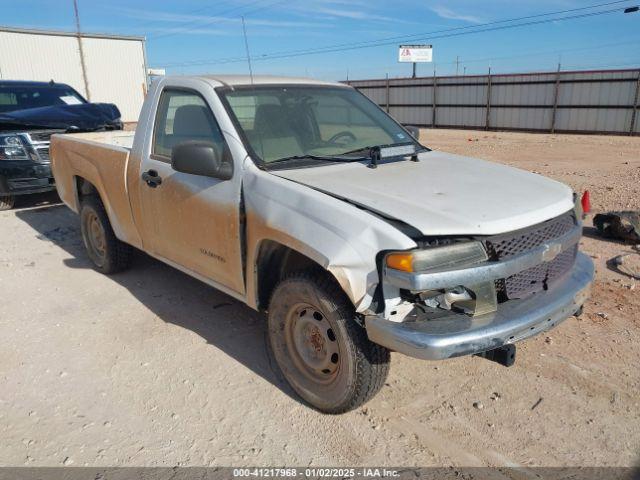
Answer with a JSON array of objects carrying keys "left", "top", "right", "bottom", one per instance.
[
  {"left": 348, "top": 68, "right": 640, "bottom": 135},
  {"left": 0, "top": 28, "right": 147, "bottom": 122}
]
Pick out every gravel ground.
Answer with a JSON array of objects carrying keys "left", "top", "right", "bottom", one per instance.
[{"left": 0, "top": 129, "right": 639, "bottom": 468}]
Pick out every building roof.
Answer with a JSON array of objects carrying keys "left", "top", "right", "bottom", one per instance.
[
  {"left": 198, "top": 74, "right": 346, "bottom": 88},
  {"left": 0, "top": 79, "right": 73, "bottom": 87},
  {"left": 0, "top": 25, "right": 144, "bottom": 42}
]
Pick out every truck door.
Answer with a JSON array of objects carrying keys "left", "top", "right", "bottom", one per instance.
[{"left": 137, "top": 86, "right": 244, "bottom": 295}]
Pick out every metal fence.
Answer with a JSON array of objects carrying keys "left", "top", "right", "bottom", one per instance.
[{"left": 347, "top": 68, "right": 640, "bottom": 135}]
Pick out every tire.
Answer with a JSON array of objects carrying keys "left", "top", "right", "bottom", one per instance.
[
  {"left": 267, "top": 271, "right": 390, "bottom": 414},
  {"left": 79, "top": 195, "right": 132, "bottom": 274},
  {"left": 0, "top": 194, "right": 15, "bottom": 211}
]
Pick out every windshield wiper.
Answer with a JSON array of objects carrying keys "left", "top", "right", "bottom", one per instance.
[{"left": 264, "top": 154, "right": 367, "bottom": 169}]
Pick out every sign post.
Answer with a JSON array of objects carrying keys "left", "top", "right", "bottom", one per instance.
[{"left": 399, "top": 45, "right": 433, "bottom": 78}]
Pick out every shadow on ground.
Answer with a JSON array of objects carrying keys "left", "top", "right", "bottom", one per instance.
[
  {"left": 10, "top": 191, "right": 62, "bottom": 210},
  {"left": 14, "top": 201, "right": 299, "bottom": 404}
]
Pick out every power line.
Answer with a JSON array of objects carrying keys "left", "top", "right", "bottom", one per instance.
[
  {"left": 148, "top": 0, "right": 291, "bottom": 40},
  {"left": 235, "top": 0, "right": 637, "bottom": 64},
  {"left": 157, "top": 0, "right": 637, "bottom": 68},
  {"left": 122, "top": 0, "right": 238, "bottom": 34}
]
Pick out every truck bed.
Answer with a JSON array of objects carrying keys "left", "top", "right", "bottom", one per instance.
[
  {"left": 57, "top": 130, "right": 136, "bottom": 150},
  {"left": 50, "top": 130, "right": 142, "bottom": 249}
]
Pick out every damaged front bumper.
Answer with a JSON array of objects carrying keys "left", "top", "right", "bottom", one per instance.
[{"left": 366, "top": 251, "right": 594, "bottom": 360}]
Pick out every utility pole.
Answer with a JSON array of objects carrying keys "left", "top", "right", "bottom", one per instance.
[
  {"left": 412, "top": 62, "right": 416, "bottom": 78},
  {"left": 73, "top": 0, "right": 91, "bottom": 100},
  {"left": 241, "top": 16, "right": 254, "bottom": 84},
  {"left": 455, "top": 56, "right": 459, "bottom": 76}
]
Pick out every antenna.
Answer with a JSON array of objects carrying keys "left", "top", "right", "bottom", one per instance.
[{"left": 241, "top": 16, "right": 254, "bottom": 84}]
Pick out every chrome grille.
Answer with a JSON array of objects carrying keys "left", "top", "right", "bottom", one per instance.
[
  {"left": 28, "top": 130, "right": 64, "bottom": 142},
  {"left": 36, "top": 147, "right": 50, "bottom": 161},
  {"left": 26, "top": 130, "right": 62, "bottom": 163},
  {"left": 485, "top": 212, "right": 578, "bottom": 300}
]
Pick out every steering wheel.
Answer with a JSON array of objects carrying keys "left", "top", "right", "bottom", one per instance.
[{"left": 327, "top": 131, "right": 357, "bottom": 146}]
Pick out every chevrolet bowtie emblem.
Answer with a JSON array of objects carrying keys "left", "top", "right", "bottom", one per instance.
[{"left": 542, "top": 243, "right": 563, "bottom": 262}]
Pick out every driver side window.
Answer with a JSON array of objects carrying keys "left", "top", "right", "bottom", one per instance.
[{"left": 152, "top": 89, "right": 225, "bottom": 160}]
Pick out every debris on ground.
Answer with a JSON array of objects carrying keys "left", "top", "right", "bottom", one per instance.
[
  {"left": 531, "top": 398, "right": 544, "bottom": 411},
  {"left": 609, "top": 247, "right": 640, "bottom": 280},
  {"left": 593, "top": 211, "right": 640, "bottom": 244}
]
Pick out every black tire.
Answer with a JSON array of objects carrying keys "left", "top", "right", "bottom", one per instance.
[
  {"left": 268, "top": 271, "right": 390, "bottom": 414},
  {"left": 79, "top": 195, "right": 132, "bottom": 274},
  {"left": 0, "top": 194, "right": 15, "bottom": 211}
]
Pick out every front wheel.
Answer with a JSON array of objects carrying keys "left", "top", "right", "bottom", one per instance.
[
  {"left": 268, "top": 271, "right": 390, "bottom": 414},
  {"left": 0, "top": 194, "right": 15, "bottom": 211}
]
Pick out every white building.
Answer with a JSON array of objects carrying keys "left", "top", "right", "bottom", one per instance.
[{"left": 0, "top": 26, "right": 147, "bottom": 122}]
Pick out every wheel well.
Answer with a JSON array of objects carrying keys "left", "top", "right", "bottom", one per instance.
[
  {"left": 75, "top": 176, "right": 98, "bottom": 203},
  {"left": 256, "top": 241, "right": 324, "bottom": 311}
]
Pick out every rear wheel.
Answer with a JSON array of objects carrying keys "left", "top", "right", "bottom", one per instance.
[
  {"left": 0, "top": 194, "right": 15, "bottom": 211},
  {"left": 80, "top": 196, "right": 132, "bottom": 274},
  {"left": 268, "top": 271, "right": 390, "bottom": 414}
]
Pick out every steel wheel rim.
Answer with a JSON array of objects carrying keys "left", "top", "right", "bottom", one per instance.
[
  {"left": 84, "top": 211, "right": 106, "bottom": 266},
  {"left": 285, "top": 303, "right": 341, "bottom": 384}
]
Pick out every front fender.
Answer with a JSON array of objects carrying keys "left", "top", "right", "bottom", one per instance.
[{"left": 243, "top": 162, "right": 416, "bottom": 312}]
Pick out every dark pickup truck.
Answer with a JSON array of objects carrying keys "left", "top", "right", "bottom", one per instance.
[{"left": 0, "top": 80, "right": 123, "bottom": 210}]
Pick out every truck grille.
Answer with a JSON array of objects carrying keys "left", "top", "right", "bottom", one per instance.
[
  {"left": 28, "top": 130, "right": 64, "bottom": 142},
  {"left": 36, "top": 147, "right": 50, "bottom": 161},
  {"left": 484, "top": 212, "right": 578, "bottom": 300},
  {"left": 26, "top": 130, "right": 62, "bottom": 163}
]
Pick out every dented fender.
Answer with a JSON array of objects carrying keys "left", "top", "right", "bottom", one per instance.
[{"left": 243, "top": 160, "right": 416, "bottom": 312}]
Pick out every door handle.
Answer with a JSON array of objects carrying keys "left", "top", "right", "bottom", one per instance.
[{"left": 142, "top": 169, "right": 162, "bottom": 188}]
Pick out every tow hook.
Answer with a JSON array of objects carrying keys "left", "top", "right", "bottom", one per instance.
[{"left": 476, "top": 344, "right": 516, "bottom": 367}]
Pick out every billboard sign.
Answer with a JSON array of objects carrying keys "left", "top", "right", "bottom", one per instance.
[{"left": 398, "top": 45, "right": 433, "bottom": 63}]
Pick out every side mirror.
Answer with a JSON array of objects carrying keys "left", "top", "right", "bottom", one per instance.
[
  {"left": 171, "top": 141, "right": 233, "bottom": 180},
  {"left": 404, "top": 125, "right": 421, "bottom": 141}
]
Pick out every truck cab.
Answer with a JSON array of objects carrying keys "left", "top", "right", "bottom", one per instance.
[{"left": 51, "top": 75, "right": 594, "bottom": 413}]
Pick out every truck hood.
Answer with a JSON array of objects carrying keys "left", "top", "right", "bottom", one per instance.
[
  {"left": 0, "top": 103, "right": 122, "bottom": 132},
  {"left": 271, "top": 151, "right": 575, "bottom": 236}
]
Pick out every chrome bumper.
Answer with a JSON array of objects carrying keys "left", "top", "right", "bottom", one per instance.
[{"left": 366, "top": 252, "right": 594, "bottom": 360}]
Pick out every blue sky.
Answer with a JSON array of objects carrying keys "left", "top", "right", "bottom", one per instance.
[{"left": 3, "top": 0, "right": 640, "bottom": 80}]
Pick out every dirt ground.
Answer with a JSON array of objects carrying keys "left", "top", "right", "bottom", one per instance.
[{"left": 0, "top": 129, "right": 638, "bottom": 468}]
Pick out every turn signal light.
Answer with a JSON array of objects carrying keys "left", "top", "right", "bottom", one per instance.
[{"left": 386, "top": 253, "right": 414, "bottom": 272}]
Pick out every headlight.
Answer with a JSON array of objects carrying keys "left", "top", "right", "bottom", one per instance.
[
  {"left": 0, "top": 134, "right": 30, "bottom": 161},
  {"left": 386, "top": 241, "right": 487, "bottom": 273}
]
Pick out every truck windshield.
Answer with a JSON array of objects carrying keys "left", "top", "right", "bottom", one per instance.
[
  {"left": 219, "top": 85, "right": 418, "bottom": 165},
  {"left": 0, "top": 84, "right": 86, "bottom": 114}
]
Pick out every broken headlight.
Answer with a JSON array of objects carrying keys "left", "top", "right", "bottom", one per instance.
[
  {"left": 386, "top": 242, "right": 497, "bottom": 316},
  {"left": 0, "top": 134, "right": 30, "bottom": 161}
]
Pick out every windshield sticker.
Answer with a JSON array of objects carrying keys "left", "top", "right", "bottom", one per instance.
[
  {"left": 396, "top": 133, "right": 406, "bottom": 139},
  {"left": 60, "top": 95, "right": 82, "bottom": 105}
]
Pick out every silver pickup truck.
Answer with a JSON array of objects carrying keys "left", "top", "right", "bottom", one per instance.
[{"left": 51, "top": 75, "right": 594, "bottom": 413}]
